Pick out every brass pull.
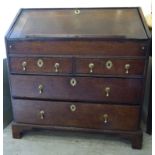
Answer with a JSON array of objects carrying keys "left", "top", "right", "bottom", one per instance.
[
  {"left": 105, "top": 87, "right": 110, "bottom": 97},
  {"left": 88, "top": 63, "right": 94, "bottom": 73},
  {"left": 37, "top": 59, "right": 44, "bottom": 68},
  {"left": 74, "top": 9, "right": 80, "bottom": 15},
  {"left": 141, "top": 46, "right": 145, "bottom": 50},
  {"left": 39, "top": 110, "right": 45, "bottom": 120},
  {"left": 70, "top": 104, "right": 76, "bottom": 112},
  {"left": 38, "top": 84, "right": 43, "bottom": 94},
  {"left": 54, "top": 63, "right": 60, "bottom": 73},
  {"left": 70, "top": 78, "right": 77, "bottom": 87},
  {"left": 125, "top": 64, "right": 130, "bottom": 74},
  {"left": 106, "top": 60, "right": 113, "bottom": 69},
  {"left": 103, "top": 114, "right": 108, "bottom": 123},
  {"left": 22, "top": 61, "right": 27, "bottom": 71}
]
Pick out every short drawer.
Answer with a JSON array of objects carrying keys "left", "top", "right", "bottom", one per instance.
[
  {"left": 12, "top": 99, "right": 140, "bottom": 131},
  {"left": 9, "top": 57, "right": 72, "bottom": 74},
  {"left": 10, "top": 75, "right": 143, "bottom": 104},
  {"left": 76, "top": 58, "right": 145, "bottom": 76}
]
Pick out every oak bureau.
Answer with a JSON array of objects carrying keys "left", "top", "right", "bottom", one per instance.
[{"left": 5, "top": 8, "right": 151, "bottom": 149}]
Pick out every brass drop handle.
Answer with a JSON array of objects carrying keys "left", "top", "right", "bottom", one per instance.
[
  {"left": 70, "top": 78, "right": 77, "bottom": 87},
  {"left": 103, "top": 114, "right": 108, "bottom": 123},
  {"left": 141, "top": 46, "right": 145, "bottom": 50},
  {"left": 54, "top": 63, "right": 60, "bottom": 73},
  {"left": 105, "top": 87, "right": 110, "bottom": 97},
  {"left": 88, "top": 63, "right": 94, "bottom": 73},
  {"left": 70, "top": 104, "right": 76, "bottom": 112},
  {"left": 22, "top": 61, "right": 27, "bottom": 71},
  {"left": 38, "top": 84, "right": 43, "bottom": 94},
  {"left": 125, "top": 64, "right": 130, "bottom": 74},
  {"left": 39, "top": 110, "right": 45, "bottom": 120}
]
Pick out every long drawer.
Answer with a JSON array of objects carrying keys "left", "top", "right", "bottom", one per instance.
[
  {"left": 10, "top": 75, "right": 143, "bottom": 104},
  {"left": 8, "top": 40, "right": 147, "bottom": 56},
  {"left": 12, "top": 99, "right": 140, "bottom": 131}
]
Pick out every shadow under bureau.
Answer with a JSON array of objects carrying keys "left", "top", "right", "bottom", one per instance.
[{"left": 5, "top": 8, "right": 151, "bottom": 149}]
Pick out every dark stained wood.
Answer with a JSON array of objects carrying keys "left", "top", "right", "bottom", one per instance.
[
  {"left": 12, "top": 122, "right": 143, "bottom": 149},
  {"left": 9, "top": 56, "right": 145, "bottom": 76},
  {"left": 9, "top": 57, "right": 72, "bottom": 74},
  {"left": 8, "top": 40, "right": 147, "bottom": 56},
  {"left": 146, "top": 72, "right": 152, "bottom": 134},
  {"left": 6, "top": 8, "right": 150, "bottom": 149},
  {"left": 130, "top": 131, "right": 143, "bottom": 149},
  {"left": 8, "top": 8, "right": 147, "bottom": 39},
  {"left": 10, "top": 75, "right": 143, "bottom": 104},
  {"left": 12, "top": 99, "right": 140, "bottom": 131},
  {"left": 12, "top": 122, "right": 32, "bottom": 138},
  {"left": 76, "top": 58, "right": 145, "bottom": 76}
]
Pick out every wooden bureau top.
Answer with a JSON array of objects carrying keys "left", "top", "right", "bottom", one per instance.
[{"left": 7, "top": 8, "right": 148, "bottom": 40}]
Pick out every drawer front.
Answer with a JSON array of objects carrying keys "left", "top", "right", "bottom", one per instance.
[
  {"left": 8, "top": 40, "right": 147, "bottom": 56},
  {"left": 12, "top": 99, "right": 140, "bottom": 131},
  {"left": 10, "top": 57, "right": 72, "bottom": 74},
  {"left": 10, "top": 75, "right": 143, "bottom": 104},
  {"left": 76, "top": 58, "right": 145, "bottom": 76},
  {"left": 10, "top": 57, "right": 145, "bottom": 76}
]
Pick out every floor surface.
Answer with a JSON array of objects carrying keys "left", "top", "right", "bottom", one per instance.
[{"left": 3, "top": 123, "right": 152, "bottom": 155}]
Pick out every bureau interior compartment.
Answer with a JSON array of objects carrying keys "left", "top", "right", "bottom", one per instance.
[{"left": 12, "top": 99, "right": 140, "bottom": 131}]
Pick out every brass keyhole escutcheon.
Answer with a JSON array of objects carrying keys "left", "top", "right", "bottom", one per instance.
[
  {"left": 38, "top": 84, "right": 44, "bottom": 94},
  {"left": 37, "top": 59, "right": 44, "bottom": 68},
  {"left": 70, "top": 78, "right": 77, "bottom": 87},
  {"left": 125, "top": 64, "right": 130, "bottom": 74},
  {"left": 88, "top": 63, "right": 95, "bottom": 73},
  {"left": 39, "top": 110, "right": 45, "bottom": 120},
  {"left": 70, "top": 104, "right": 76, "bottom": 112},
  {"left": 22, "top": 61, "right": 27, "bottom": 71},
  {"left": 105, "top": 87, "right": 110, "bottom": 97},
  {"left": 106, "top": 60, "right": 113, "bottom": 69},
  {"left": 54, "top": 62, "right": 60, "bottom": 73},
  {"left": 74, "top": 9, "right": 80, "bottom": 15}
]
